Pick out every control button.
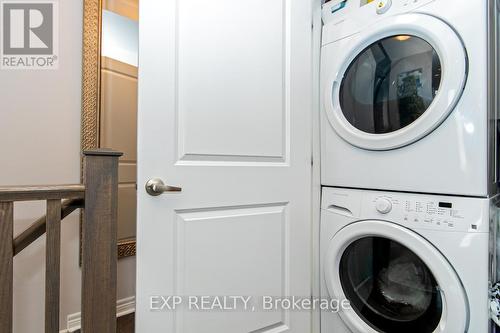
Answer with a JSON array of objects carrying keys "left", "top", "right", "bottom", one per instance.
[
  {"left": 376, "top": 0, "right": 392, "bottom": 14},
  {"left": 376, "top": 198, "right": 393, "bottom": 214},
  {"left": 443, "top": 220, "right": 454, "bottom": 228}
]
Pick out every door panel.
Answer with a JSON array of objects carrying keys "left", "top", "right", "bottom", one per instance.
[
  {"left": 175, "top": 204, "right": 289, "bottom": 333},
  {"left": 177, "top": 0, "right": 288, "bottom": 162},
  {"left": 136, "top": 0, "right": 312, "bottom": 331}
]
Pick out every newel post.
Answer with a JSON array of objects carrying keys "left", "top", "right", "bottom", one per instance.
[{"left": 81, "top": 149, "right": 122, "bottom": 333}]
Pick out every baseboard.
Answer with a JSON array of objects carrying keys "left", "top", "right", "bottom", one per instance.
[{"left": 63, "top": 296, "right": 135, "bottom": 332}]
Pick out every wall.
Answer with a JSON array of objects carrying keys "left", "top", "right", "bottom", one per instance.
[{"left": 0, "top": 1, "right": 135, "bottom": 331}]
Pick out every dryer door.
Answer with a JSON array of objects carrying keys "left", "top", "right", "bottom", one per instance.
[
  {"left": 324, "top": 220, "right": 468, "bottom": 333},
  {"left": 324, "top": 13, "right": 467, "bottom": 150}
]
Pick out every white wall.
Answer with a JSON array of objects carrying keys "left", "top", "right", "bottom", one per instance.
[{"left": 0, "top": 1, "right": 135, "bottom": 331}]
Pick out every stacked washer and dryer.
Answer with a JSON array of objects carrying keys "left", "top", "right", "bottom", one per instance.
[{"left": 319, "top": 0, "right": 500, "bottom": 332}]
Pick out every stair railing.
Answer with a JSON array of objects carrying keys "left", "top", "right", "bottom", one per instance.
[{"left": 0, "top": 149, "right": 122, "bottom": 333}]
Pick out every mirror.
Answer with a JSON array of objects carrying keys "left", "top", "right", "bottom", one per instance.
[{"left": 81, "top": 0, "right": 138, "bottom": 259}]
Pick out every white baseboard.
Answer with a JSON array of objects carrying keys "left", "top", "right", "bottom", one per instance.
[{"left": 63, "top": 296, "right": 135, "bottom": 333}]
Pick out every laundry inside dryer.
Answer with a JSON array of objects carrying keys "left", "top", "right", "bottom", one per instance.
[{"left": 339, "top": 237, "right": 442, "bottom": 332}]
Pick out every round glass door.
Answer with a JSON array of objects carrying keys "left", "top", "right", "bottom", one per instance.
[
  {"left": 324, "top": 220, "right": 468, "bottom": 333},
  {"left": 339, "top": 237, "right": 442, "bottom": 333},
  {"left": 339, "top": 36, "right": 442, "bottom": 135},
  {"left": 323, "top": 14, "right": 467, "bottom": 150}
]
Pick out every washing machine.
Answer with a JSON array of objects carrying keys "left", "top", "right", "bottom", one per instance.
[
  {"left": 320, "top": 0, "right": 500, "bottom": 197},
  {"left": 320, "top": 187, "right": 498, "bottom": 332}
]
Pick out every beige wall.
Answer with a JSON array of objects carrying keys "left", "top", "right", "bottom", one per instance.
[{"left": 0, "top": 1, "right": 135, "bottom": 331}]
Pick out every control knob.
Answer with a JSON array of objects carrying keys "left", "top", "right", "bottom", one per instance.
[
  {"left": 376, "top": 0, "right": 392, "bottom": 14},
  {"left": 376, "top": 198, "right": 393, "bottom": 214}
]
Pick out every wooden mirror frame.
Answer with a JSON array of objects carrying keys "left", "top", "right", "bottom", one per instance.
[{"left": 81, "top": 0, "right": 136, "bottom": 259}]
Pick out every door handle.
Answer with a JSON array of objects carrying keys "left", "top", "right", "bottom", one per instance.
[{"left": 145, "top": 178, "right": 182, "bottom": 196}]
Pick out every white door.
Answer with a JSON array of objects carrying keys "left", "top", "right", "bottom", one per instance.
[{"left": 136, "top": 0, "right": 313, "bottom": 332}]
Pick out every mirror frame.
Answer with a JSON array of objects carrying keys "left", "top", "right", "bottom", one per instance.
[{"left": 81, "top": 0, "right": 136, "bottom": 259}]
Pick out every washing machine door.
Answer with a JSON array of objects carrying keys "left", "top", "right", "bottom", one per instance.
[
  {"left": 324, "top": 13, "right": 467, "bottom": 151},
  {"left": 324, "top": 220, "right": 468, "bottom": 333}
]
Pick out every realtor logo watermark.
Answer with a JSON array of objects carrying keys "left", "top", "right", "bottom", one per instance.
[{"left": 1, "top": 0, "right": 58, "bottom": 69}]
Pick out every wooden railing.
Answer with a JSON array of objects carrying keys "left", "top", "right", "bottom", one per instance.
[{"left": 0, "top": 149, "right": 122, "bottom": 333}]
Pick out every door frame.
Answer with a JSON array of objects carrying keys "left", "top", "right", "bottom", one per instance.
[{"left": 311, "top": 0, "right": 323, "bottom": 332}]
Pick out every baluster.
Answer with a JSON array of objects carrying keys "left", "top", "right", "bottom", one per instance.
[
  {"left": 45, "top": 199, "right": 61, "bottom": 333},
  {"left": 0, "top": 201, "right": 13, "bottom": 333}
]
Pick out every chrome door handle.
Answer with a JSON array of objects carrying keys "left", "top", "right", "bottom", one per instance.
[{"left": 145, "top": 178, "right": 182, "bottom": 196}]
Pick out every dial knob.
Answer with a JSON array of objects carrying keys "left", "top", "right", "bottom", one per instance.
[
  {"left": 376, "top": 0, "right": 392, "bottom": 14},
  {"left": 376, "top": 198, "right": 392, "bottom": 214}
]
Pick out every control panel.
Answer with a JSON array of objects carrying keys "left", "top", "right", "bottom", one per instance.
[
  {"left": 321, "top": 187, "right": 491, "bottom": 234},
  {"left": 321, "top": 0, "right": 436, "bottom": 45},
  {"left": 363, "top": 192, "right": 488, "bottom": 233}
]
